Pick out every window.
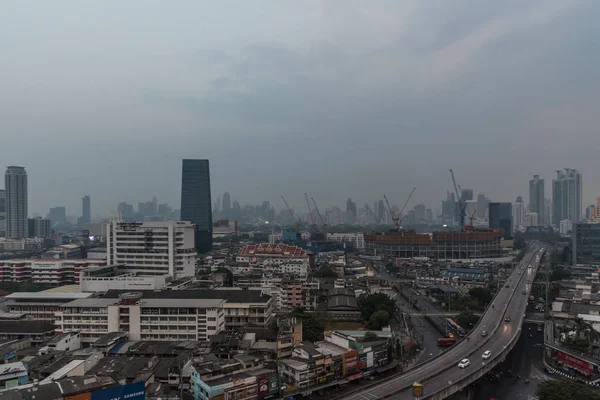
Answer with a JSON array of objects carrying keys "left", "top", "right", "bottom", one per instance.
[{"left": 207, "top": 317, "right": 216, "bottom": 321}]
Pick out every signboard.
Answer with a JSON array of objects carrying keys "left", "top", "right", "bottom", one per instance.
[
  {"left": 91, "top": 382, "right": 145, "bottom": 400},
  {"left": 359, "top": 353, "right": 367, "bottom": 370},
  {"left": 556, "top": 351, "right": 593, "bottom": 374},
  {"left": 412, "top": 382, "right": 424, "bottom": 398},
  {"left": 65, "top": 393, "right": 91, "bottom": 400},
  {"left": 268, "top": 373, "right": 280, "bottom": 396},
  {"left": 257, "top": 375, "right": 269, "bottom": 399}
]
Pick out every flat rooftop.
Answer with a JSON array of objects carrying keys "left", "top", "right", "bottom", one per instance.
[{"left": 6, "top": 292, "right": 91, "bottom": 300}]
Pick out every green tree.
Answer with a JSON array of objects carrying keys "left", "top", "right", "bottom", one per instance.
[
  {"left": 358, "top": 293, "right": 397, "bottom": 321},
  {"left": 313, "top": 265, "right": 338, "bottom": 278},
  {"left": 289, "top": 308, "right": 326, "bottom": 342},
  {"left": 456, "top": 310, "right": 478, "bottom": 329},
  {"left": 368, "top": 310, "right": 390, "bottom": 330},
  {"left": 536, "top": 380, "right": 600, "bottom": 400},
  {"left": 468, "top": 287, "right": 493, "bottom": 305},
  {"left": 363, "top": 331, "right": 379, "bottom": 342},
  {"left": 550, "top": 266, "right": 572, "bottom": 282},
  {"left": 214, "top": 267, "right": 234, "bottom": 286}
]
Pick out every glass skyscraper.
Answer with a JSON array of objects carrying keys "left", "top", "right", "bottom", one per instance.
[
  {"left": 573, "top": 223, "right": 600, "bottom": 266},
  {"left": 180, "top": 159, "right": 213, "bottom": 253},
  {"left": 552, "top": 168, "right": 582, "bottom": 227},
  {"left": 489, "top": 202, "right": 512, "bottom": 240}
]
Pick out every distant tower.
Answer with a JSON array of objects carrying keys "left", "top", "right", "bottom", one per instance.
[
  {"left": 222, "top": 191, "right": 231, "bottom": 218},
  {"left": 552, "top": 169, "right": 582, "bottom": 226},
  {"left": 529, "top": 175, "right": 545, "bottom": 225},
  {"left": 5, "top": 166, "right": 28, "bottom": 238},
  {"left": 180, "top": 159, "right": 213, "bottom": 252},
  {"left": 82, "top": 195, "right": 91, "bottom": 224}
]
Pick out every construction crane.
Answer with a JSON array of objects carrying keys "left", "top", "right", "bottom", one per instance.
[
  {"left": 305, "top": 193, "right": 318, "bottom": 236},
  {"left": 383, "top": 194, "right": 400, "bottom": 231},
  {"left": 397, "top": 187, "right": 417, "bottom": 228},
  {"left": 311, "top": 197, "right": 327, "bottom": 235},
  {"left": 281, "top": 196, "right": 300, "bottom": 234},
  {"left": 449, "top": 169, "right": 468, "bottom": 231}
]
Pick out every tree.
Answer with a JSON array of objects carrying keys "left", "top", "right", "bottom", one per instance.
[
  {"left": 289, "top": 308, "right": 326, "bottom": 342},
  {"left": 536, "top": 380, "right": 600, "bottom": 400},
  {"left": 456, "top": 310, "right": 478, "bottom": 329},
  {"left": 363, "top": 331, "right": 379, "bottom": 342},
  {"left": 368, "top": 310, "right": 390, "bottom": 330},
  {"left": 214, "top": 267, "right": 234, "bottom": 286},
  {"left": 358, "top": 293, "right": 397, "bottom": 321},
  {"left": 550, "top": 266, "right": 572, "bottom": 282},
  {"left": 468, "top": 287, "right": 493, "bottom": 305},
  {"left": 313, "top": 265, "right": 338, "bottom": 279}
]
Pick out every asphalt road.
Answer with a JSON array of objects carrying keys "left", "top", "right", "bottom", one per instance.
[
  {"left": 342, "top": 247, "right": 544, "bottom": 400},
  {"left": 471, "top": 322, "right": 553, "bottom": 400}
]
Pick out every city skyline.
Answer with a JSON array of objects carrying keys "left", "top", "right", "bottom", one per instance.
[{"left": 2, "top": 2, "right": 600, "bottom": 218}]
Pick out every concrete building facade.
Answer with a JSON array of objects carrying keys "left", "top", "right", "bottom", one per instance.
[
  {"left": 5, "top": 166, "right": 28, "bottom": 239},
  {"left": 553, "top": 168, "right": 583, "bottom": 227}
]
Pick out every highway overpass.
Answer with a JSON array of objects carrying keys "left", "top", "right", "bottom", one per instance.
[{"left": 337, "top": 246, "right": 546, "bottom": 400}]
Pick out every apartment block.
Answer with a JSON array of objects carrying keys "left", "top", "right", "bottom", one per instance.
[
  {"left": 0, "top": 259, "right": 106, "bottom": 284},
  {"left": 236, "top": 244, "right": 310, "bottom": 278}
]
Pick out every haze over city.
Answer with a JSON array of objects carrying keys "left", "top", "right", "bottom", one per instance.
[{"left": 2, "top": 0, "right": 600, "bottom": 216}]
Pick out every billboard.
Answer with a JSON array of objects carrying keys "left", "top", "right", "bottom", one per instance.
[
  {"left": 257, "top": 375, "right": 269, "bottom": 399},
  {"left": 91, "top": 382, "right": 145, "bottom": 400},
  {"left": 65, "top": 394, "right": 91, "bottom": 400},
  {"left": 268, "top": 373, "right": 280, "bottom": 396},
  {"left": 556, "top": 351, "right": 594, "bottom": 374}
]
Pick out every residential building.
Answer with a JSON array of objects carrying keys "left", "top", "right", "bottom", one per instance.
[
  {"left": 268, "top": 231, "right": 311, "bottom": 243},
  {"left": 326, "top": 233, "right": 365, "bottom": 249},
  {"left": 573, "top": 223, "right": 600, "bottom": 266},
  {"left": 236, "top": 244, "right": 311, "bottom": 278},
  {"left": 489, "top": 202, "right": 513, "bottom": 239},
  {"left": 105, "top": 220, "right": 197, "bottom": 278},
  {"left": 55, "top": 292, "right": 226, "bottom": 343},
  {"left": 79, "top": 264, "right": 172, "bottom": 292},
  {"left": 0, "top": 361, "right": 29, "bottom": 390},
  {"left": 28, "top": 217, "right": 51, "bottom": 238},
  {"left": 512, "top": 196, "right": 525, "bottom": 230},
  {"left": 0, "top": 321, "right": 56, "bottom": 345},
  {"left": 0, "top": 237, "right": 44, "bottom": 252},
  {"left": 529, "top": 175, "right": 545, "bottom": 225},
  {"left": 181, "top": 159, "right": 213, "bottom": 253},
  {"left": 553, "top": 168, "right": 583, "bottom": 226},
  {"left": 560, "top": 219, "right": 573, "bottom": 237},
  {"left": 42, "top": 244, "right": 83, "bottom": 259},
  {"left": 0, "top": 259, "right": 105, "bottom": 285},
  {"left": 525, "top": 212, "right": 539, "bottom": 227},
  {"left": 5, "top": 166, "right": 28, "bottom": 239}
]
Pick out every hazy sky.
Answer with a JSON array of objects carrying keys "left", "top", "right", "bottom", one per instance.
[{"left": 2, "top": 0, "right": 599, "bottom": 217}]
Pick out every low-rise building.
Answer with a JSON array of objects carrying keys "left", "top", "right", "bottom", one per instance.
[
  {"left": 0, "top": 259, "right": 106, "bottom": 285},
  {"left": 326, "top": 233, "right": 365, "bottom": 250},
  {"left": 0, "top": 361, "right": 29, "bottom": 391},
  {"left": 79, "top": 264, "right": 170, "bottom": 292},
  {"left": 236, "top": 244, "right": 310, "bottom": 278},
  {"left": 5, "top": 291, "right": 93, "bottom": 321},
  {"left": 42, "top": 244, "right": 83, "bottom": 259},
  {"left": 0, "top": 321, "right": 56, "bottom": 345}
]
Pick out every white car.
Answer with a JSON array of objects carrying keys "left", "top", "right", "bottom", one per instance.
[
  {"left": 458, "top": 359, "right": 470, "bottom": 368},
  {"left": 482, "top": 350, "right": 492, "bottom": 360}
]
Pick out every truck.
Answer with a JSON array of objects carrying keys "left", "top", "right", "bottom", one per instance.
[{"left": 438, "top": 337, "right": 456, "bottom": 347}]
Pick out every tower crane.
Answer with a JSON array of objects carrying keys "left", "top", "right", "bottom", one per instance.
[
  {"left": 383, "top": 188, "right": 417, "bottom": 232},
  {"left": 397, "top": 187, "right": 417, "bottom": 228},
  {"left": 281, "top": 196, "right": 300, "bottom": 235},
  {"left": 449, "top": 169, "right": 468, "bottom": 231},
  {"left": 311, "top": 197, "right": 327, "bottom": 236},
  {"left": 305, "top": 193, "right": 318, "bottom": 236},
  {"left": 467, "top": 209, "right": 477, "bottom": 229}
]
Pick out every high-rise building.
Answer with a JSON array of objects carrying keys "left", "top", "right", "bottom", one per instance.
[
  {"left": 529, "top": 175, "right": 545, "bottom": 226},
  {"left": 0, "top": 189, "right": 5, "bottom": 237},
  {"left": 346, "top": 198, "right": 357, "bottom": 222},
  {"left": 552, "top": 168, "right": 582, "bottom": 227},
  {"left": 476, "top": 194, "right": 489, "bottom": 220},
  {"left": 181, "top": 159, "right": 213, "bottom": 253},
  {"left": 5, "top": 166, "right": 28, "bottom": 238},
  {"left": 512, "top": 196, "right": 525, "bottom": 229},
  {"left": 106, "top": 220, "right": 197, "bottom": 277},
  {"left": 489, "top": 202, "right": 512, "bottom": 240},
  {"left": 442, "top": 192, "right": 457, "bottom": 224},
  {"left": 81, "top": 195, "right": 91, "bottom": 224},
  {"left": 117, "top": 202, "right": 135, "bottom": 221},
  {"left": 414, "top": 204, "right": 426, "bottom": 222},
  {"left": 525, "top": 212, "right": 539, "bottom": 227},
  {"left": 48, "top": 206, "right": 67, "bottom": 226},
  {"left": 222, "top": 191, "right": 231, "bottom": 218},
  {"left": 573, "top": 223, "right": 600, "bottom": 266},
  {"left": 377, "top": 199, "right": 385, "bottom": 223},
  {"left": 28, "top": 217, "right": 51, "bottom": 238}
]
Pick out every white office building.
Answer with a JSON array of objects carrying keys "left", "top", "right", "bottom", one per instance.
[
  {"left": 55, "top": 292, "right": 226, "bottom": 343},
  {"left": 105, "top": 220, "right": 197, "bottom": 278},
  {"left": 326, "top": 233, "right": 365, "bottom": 249}
]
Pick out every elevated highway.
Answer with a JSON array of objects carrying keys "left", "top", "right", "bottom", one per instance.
[{"left": 339, "top": 246, "right": 546, "bottom": 400}]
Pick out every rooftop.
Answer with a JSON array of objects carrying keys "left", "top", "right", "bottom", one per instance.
[
  {"left": 6, "top": 292, "right": 91, "bottom": 300},
  {"left": 239, "top": 243, "right": 307, "bottom": 258},
  {"left": 102, "top": 289, "right": 271, "bottom": 303},
  {"left": 0, "top": 321, "right": 56, "bottom": 335}
]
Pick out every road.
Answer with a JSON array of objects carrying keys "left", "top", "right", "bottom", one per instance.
[
  {"left": 471, "top": 322, "right": 553, "bottom": 400},
  {"left": 341, "top": 246, "right": 544, "bottom": 400}
]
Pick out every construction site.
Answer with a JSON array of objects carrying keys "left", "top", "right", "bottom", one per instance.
[{"left": 365, "top": 170, "right": 506, "bottom": 260}]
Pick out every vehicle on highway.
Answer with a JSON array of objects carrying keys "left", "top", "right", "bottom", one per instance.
[
  {"left": 458, "top": 359, "right": 470, "bottom": 368},
  {"left": 526, "top": 280, "right": 531, "bottom": 284},
  {"left": 522, "top": 290, "right": 527, "bottom": 295},
  {"left": 505, "top": 316, "right": 511, "bottom": 322},
  {"left": 481, "top": 330, "right": 488, "bottom": 337},
  {"left": 482, "top": 350, "right": 492, "bottom": 360},
  {"left": 505, "top": 283, "right": 510, "bottom": 288},
  {"left": 438, "top": 337, "right": 456, "bottom": 347},
  {"left": 447, "top": 332, "right": 454, "bottom": 339}
]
